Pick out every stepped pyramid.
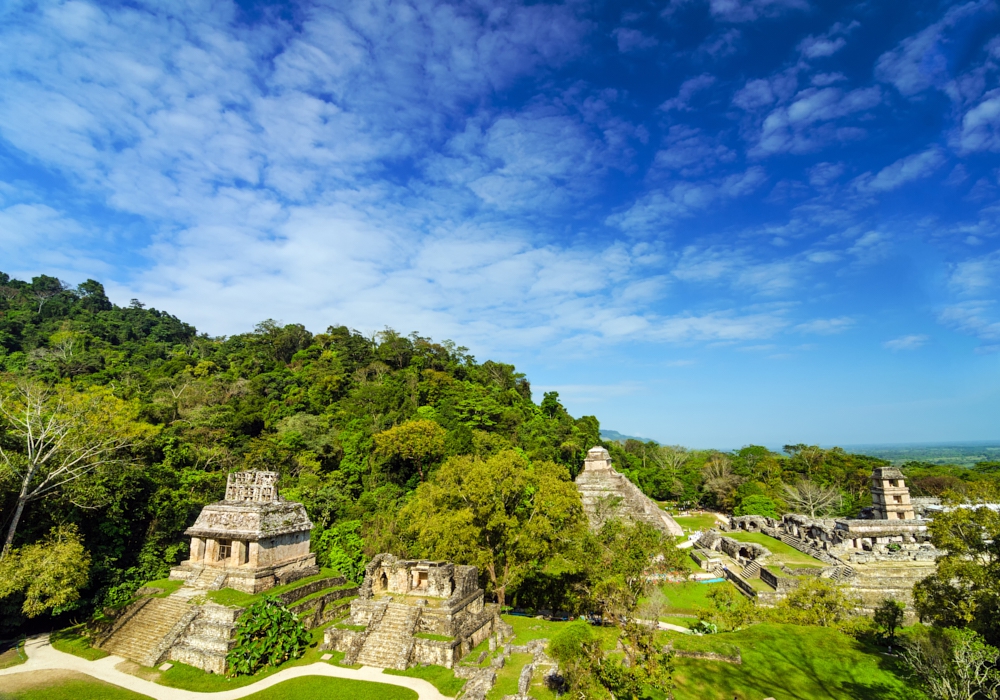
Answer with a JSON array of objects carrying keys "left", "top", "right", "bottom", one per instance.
[{"left": 575, "top": 447, "right": 683, "bottom": 537}]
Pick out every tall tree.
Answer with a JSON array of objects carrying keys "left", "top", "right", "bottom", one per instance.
[
  {"left": 400, "top": 450, "right": 586, "bottom": 608},
  {"left": 913, "top": 501, "right": 1000, "bottom": 646},
  {"left": 374, "top": 419, "right": 447, "bottom": 482},
  {"left": 783, "top": 480, "right": 841, "bottom": 518},
  {"left": 0, "top": 381, "right": 158, "bottom": 557}
]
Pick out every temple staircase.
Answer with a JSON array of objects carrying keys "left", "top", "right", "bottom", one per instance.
[
  {"left": 354, "top": 603, "right": 421, "bottom": 669},
  {"left": 100, "top": 597, "right": 194, "bottom": 667},
  {"left": 187, "top": 567, "right": 229, "bottom": 591},
  {"left": 741, "top": 560, "right": 762, "bottom": 579}
]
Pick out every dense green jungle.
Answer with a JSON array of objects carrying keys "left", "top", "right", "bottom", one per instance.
[{"left": 1, "top": 272, "right": 999, "bottom": 642}]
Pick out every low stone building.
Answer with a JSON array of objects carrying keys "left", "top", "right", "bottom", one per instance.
[
  {"left": 722, "top": 467, "right": 941, "bottom": 614},
  {"left": 324, "top": 554, "right": 504, "bottom": 670},
  {"left": 574, "top": 446, "right": 683, "bottom": 537},
  {"left": 169, "top": 470, "right": 318, "bottom": 594}
]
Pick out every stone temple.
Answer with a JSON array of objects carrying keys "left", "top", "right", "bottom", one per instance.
[
  {"left": 574, "top": 446, "right": 683, "bottom": 537},
  {"left": 324, "top": 553, "right": 504, "bottom": 670},
  {"left": 711, "top": 466, "right": 941, "bottom": 615},
  {"left": 170, "top": 470, "right": 318, "bottom": 593}
]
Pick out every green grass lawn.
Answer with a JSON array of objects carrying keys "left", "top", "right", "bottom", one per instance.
[
  {"left": 138, "top": 578, "right": 184, "bottom": 597},
  {"left": 666, "top": 623, "right": 924, "bottom": 700},
  {"left": 2, "top": 675, "right": 417, "bottom": 700},
  {"left": 49, "top": 627, "right": 109, "bottom": 661},
  {"left": 722, "top": 530, "right": 826, "bottom": 568},
  {"left": 0, "top": 639, "right": 27, "bottom": 669},
  {"left": 658, "top": 581, "right": 727, "bottom": 616},
  {"left": 385, "top": 664, "right": 465, "bottom": 697},
  {"left": 502, "top": 615, "right": 619, "bottom": 650},
  {"left": 659, "top": 615, "right": 697, "bottom": 628},
  {"left": 671, "top": 514, "right": 720, "bottom": 532},
  {"left": 203, "top": 568, "right": 343, "bottom": 608},
  {"left": 486, "top": 651, "right": 534, "bottom": 700}
]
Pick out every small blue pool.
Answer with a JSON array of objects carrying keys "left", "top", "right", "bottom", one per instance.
[{"left": 699, "top": 578, "right": 726, "bottom": 583}]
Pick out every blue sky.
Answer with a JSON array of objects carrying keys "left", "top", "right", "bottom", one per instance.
[{"left": 2, "top": 0, "right": 1000, "bottom": 448}]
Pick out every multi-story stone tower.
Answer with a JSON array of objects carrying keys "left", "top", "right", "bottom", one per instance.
[{"left": 870, "top": 466, "right": 915, "bottom": 520}]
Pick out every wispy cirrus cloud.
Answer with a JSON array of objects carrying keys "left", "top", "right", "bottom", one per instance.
[{"left": 883, "top": 334, "right": 929, "bottom": 350}]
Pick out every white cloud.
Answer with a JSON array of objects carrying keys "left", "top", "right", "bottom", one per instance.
[
  {"left": 749, "top": 86, "right": 882, "bottom": 157},
  {"left": 954, "top": 90, "right": 1000, "bottom": 153},
  {"left": 854, "top": 146, "right": 946, "bottom": 193},
  {"left": 883, "top": 334, "right": 929, "bottom": 350},
  {"left": 651, "top": 126, "right": 735, "bottom": 177},
  {"left": 607, "top": 167, "right": 766, "bottom": 235},
  {"left": 807, "top": 161, "right": 845, "bottom": 187},
  {"left": 799, "top": 36, "right": 845, "bottom": 59},
  {"left": 661, "top": 74, "right": 717, "bottom": 112},
  {"left": 875, "top": 1, "right": 993, "bottom": 97},
  {"left": 708, "top": 0, "right": 809, "bottom": 23},
  {"left": 795, "top": 317, "right": 854, "bottom": 334},
  {"left": 939, "top": 302, "right": 1000, "bottom": 341},
  {"left": 949, "top": 252, "right": 1000, "bottom": 295},
  {"left": 613, "top": 27, "right": 657, "bottom": 53}
]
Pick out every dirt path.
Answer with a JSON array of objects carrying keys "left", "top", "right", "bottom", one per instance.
[{"left": 0, "top": 635, "right": 448, "bottom": 700}]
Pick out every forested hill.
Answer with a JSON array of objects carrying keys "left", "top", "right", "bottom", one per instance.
[{"left": 0, "top": 272, "right": 602, "bottom": 632}]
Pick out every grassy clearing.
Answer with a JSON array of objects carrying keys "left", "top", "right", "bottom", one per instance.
[
  {"left": 0, "top": 675, "right": 154, "bottom": 700},
  {"left": 243, "top": 676, "right": 417, "bottom": 700},
  {"left": 659, "top": 615, "right": 697, "bottom": 628},
  {"left": 671, "top": 514, "right": 720, "bottom": 533},
  {"left": 723, "top": 531, "right": 826, "bottom": 568},
  {"left": 486, "top": 652, "right": 534, "bottom": 700},
  {"left": 0, "top": 675, "right": 417, "bottom": 700},
  {"left": 138, "top": 578, "right": 183, "bottom": 597},
  {"left": 203, "top": 568, "right": 343, "bottom": 608},
  {"left": 385, "top": 664, "right": 465, "bottom": 697},
  {"left": 0, "top": 639, "right": 26, "bottom": 669},
  {"left": 658, "top": 581, "right": 727, "bottom": 616},
  {"left": 665, "top": 623, "right": 923, "bottom": 700},
  {"left": 50, "top": 627, "right": 109, "bottom": 661},
  {"left": 502, "top": 615, "right": 618, "bottom": 651}
]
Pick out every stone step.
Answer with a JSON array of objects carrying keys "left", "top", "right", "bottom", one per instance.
[{"left": 101, "top": 598, "right": 191, "bottom": 664}]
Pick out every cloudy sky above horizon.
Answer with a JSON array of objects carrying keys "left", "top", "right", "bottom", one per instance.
[{"left": 3, "top": 0, "right": 1000, "bottom": 447}]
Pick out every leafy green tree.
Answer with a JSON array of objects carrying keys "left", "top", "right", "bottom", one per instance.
[
  {"left": 0, "top": 524, "right": 90, "bottom": 617},
  {"left": 874, "top": 598, "right": 905, "bottom": 644},
  {"left": 733, "top": 494, "right": 780, "bottom": 518},
  {"left": 774, "top": 577, "right": 858, "bottom": 627},
  {"left": 226, "top": 597, "right": 310, "bottom": 676},
  {"left": 400, "top": 450, "right": 586, "bottom": 608},
  {"left": 913, "top": 504, "right": 1000, "bottom": 646},
  {"left": 374, "top": 419, "right": 446, "bottom": 482},
  {"left": 703, "top": 583, "right": 758, "bottom": 631},
  {"left": 0, "top": 381, "right": 158, "bottom": 556},
  {"left": 899, "top": 626, "right": 1000, "bottom": 700},
  {"left": 315, "top": 520, "right": 365, "bottom": 583}
]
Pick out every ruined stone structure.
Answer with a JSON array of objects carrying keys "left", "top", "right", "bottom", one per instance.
[
  {"left": 96, "top": 471, "right": 345, "bottom": 675},
  {"left": 870, "top": 466, "right": 915, "bottom": 520},
  {"left": 169, "top": 471, "right": 318, "bottom": 594},
  {"left": 574, "top": 446, "right": 683, "bottom": 537},
  {"left": 712, "top": 467, "right": 941, "bottom": 614},
  {"left": 324, "top": 554, "right": 502, "bottom": 670}
]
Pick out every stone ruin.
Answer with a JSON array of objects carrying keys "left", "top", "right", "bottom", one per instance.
[
  {"left": 574, "top": 446, "right": 683, "bottom": 537},
  {"left": 169, "top": 470, "right": 319, "bottom": 594},
  {"left": 713, "top": 467, "right": 943, "bottom": 614},
  {"left": 324, "top": 553, "right": 504, "bottom": 670},
  {"left": 96, "top": 471, "right": 350, "bottom": 675}
]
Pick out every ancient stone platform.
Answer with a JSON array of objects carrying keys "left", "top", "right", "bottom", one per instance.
[{"left": 574, "top": 446, "right": 683, "bottom": 537}]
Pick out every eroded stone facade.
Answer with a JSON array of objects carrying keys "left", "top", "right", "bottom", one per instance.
[
  {"left": 169, "top": 470, "right": 318, "bottom": 594},
  {"left": 575, "top": 446, "right": 683, "bottom": 537},
  {"left": 324, "top": 554, "right": 502, "bottom": 670}
]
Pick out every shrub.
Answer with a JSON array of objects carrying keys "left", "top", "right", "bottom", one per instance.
[
  {"left": 733, "top": 495, "right": 780, "bottom": 519},
  {"left": 226, "top": 597, "right": 310, "bottom": 676}
]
